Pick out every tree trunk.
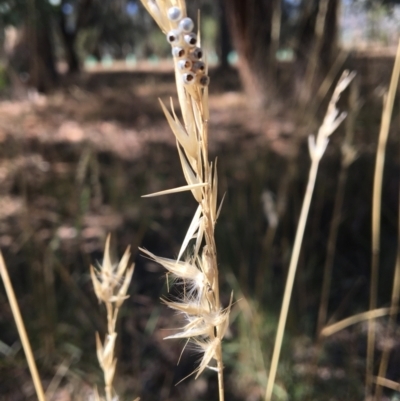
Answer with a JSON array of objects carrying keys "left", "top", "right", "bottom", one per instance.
[
  {"left": 59, "top": 0, "right": 94, "bottom": 73},
  {"left": 223, "top": 0, "right": 340, "bottom": 108},
  {"left": 222, "top": 0, "right": 278, "bottom": 108},
  {"left": 35, "top": 19, "right": 58, "bottom": 91},
  {"left": 217, "top": 0, "right": 232, "bottom": 70},
  {"left": 27, "top": 0, "right": 58, "bottom": 92},
  {"left": 295, "top": 0, "right": 340, "bottom": 103},
  {"left": 59, "top": 10, "right": 80, "bottom": 73}
]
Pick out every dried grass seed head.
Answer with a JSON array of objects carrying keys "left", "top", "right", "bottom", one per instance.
[
  {"left": 139, "top": 248, "right": 205, "bottom": 294},
  {"left": 90, "top": 236, "right": 134, "bottom": 305},
  {"left": 139, "top": 0, "right": 227, "bottom": 384},
  {"left": 193, "top": 338, "right": 221, "bottom": 378},
  {"left": 309, "top": 70, "right": 355, "bottom": 161}
]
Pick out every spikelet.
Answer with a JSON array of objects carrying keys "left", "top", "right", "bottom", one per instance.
[
  {"left": 139, "top": 0, "right": 230, "bottom": 397},
  {"left": 90, "top": 235, "right": 137, "bottom": 401}
]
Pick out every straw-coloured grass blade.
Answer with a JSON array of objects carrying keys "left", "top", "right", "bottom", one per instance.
[
  {"left": 142, "top": 182, "right": 207, "bottom": 198},
  {"left": 159, "top": 99, "right": 198, "bottom": 160}
]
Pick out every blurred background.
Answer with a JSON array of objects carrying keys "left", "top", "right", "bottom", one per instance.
[{"left": 0, "top": 0, "right": 399, "bottom": 400}]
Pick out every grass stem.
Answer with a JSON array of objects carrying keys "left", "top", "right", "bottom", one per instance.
[
  {"left": 265, "top": 71, "right": 354, "bottom": 401},
  {"left": 265, "top": 153, "right": 320, "bottom": 401},
  {"left": 374, "top": 165, "right": 400, "bottom": 401},
  {"left": 366, "top": 39, "right": 400, "bottom": 399},
  {"left": 0, "top": 252, "right": 46, "bottom": 401},
  {"left": 316, "top": 75, "right": 359, "bottom": 335},
  {"left": 217, "top": 344, "right": 225, "bottom": 401}
]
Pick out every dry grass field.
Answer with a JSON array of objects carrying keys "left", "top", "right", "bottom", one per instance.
[{"left": 0, "top": 47, "right": 399, "bottom": 400}]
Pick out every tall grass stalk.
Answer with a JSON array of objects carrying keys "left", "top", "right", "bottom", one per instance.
[
  {"left": 321, "top": 307, "right": 390, "bottom": 337},
  {"left": 265, "top": 70, "right": 354, "bottom": 401},
  {"left": 366, "top": 39, "right": 400, "bottom": 399},
  {"left": 90, "top": 236, "right": 135, "bottom": 401},
  {"left": 0, "top": 251, "right": 46, "bottom": 401},
  {"left": 301, "top": 76, "right": 359, "bottom": 399},
  {"left": 374, "top": 194, "right": 400, "bottom": 400},
  {"left": 316, "top": 76, "right": 359, "bottom": 335},
  {"left": 138, "top": 1, "right": 230, "bottom": 400},
  {"left": 374, "top": 377, "right": 400, "bottom": 392}
]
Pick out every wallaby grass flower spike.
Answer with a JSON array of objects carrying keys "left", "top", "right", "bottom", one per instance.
[
  {"left": 265, "top": 70, "right": 355, "bottom": 401},
  {"left": 90, "top": 235, "right": 137, "bottom": 401},
  {"left": 139, "top": 1, "right": 230, "bottom": 400}
]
